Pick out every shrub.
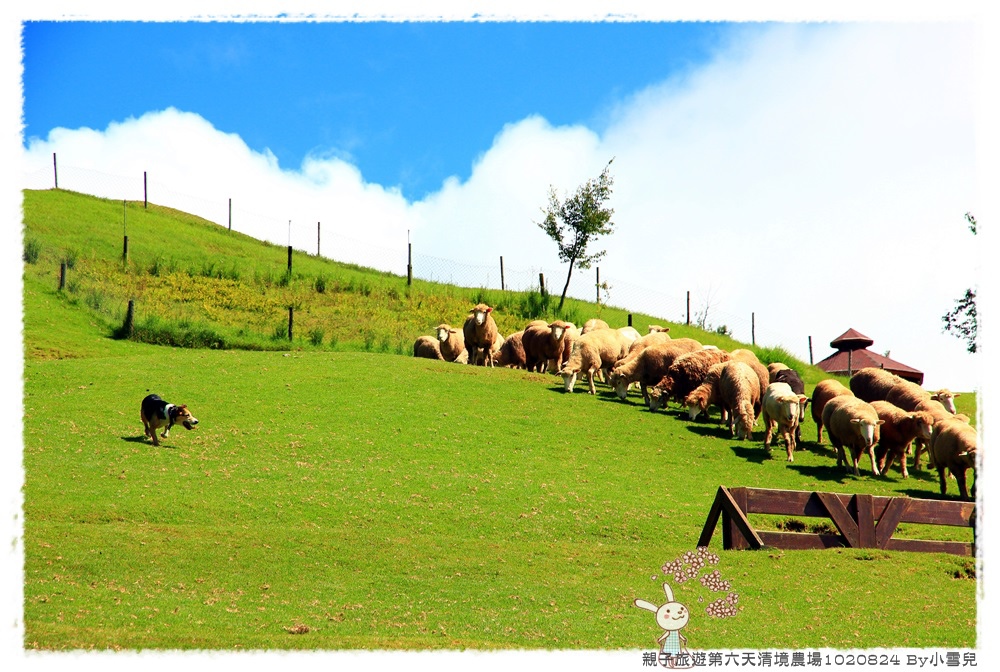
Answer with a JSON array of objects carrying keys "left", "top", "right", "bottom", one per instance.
[
  {"left": 309, "top": 328, "right": 325, "bottom": 346},
  {"left": 314, "top": 275, "right": 327, "bottom": 293},
  {"left": 63, "top": 248, "right": 78, "bottom": 270},
  {"left": 23, "top": 238, "right": 41, "bottom": 264}
]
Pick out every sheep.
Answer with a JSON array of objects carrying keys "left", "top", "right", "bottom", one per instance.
[
  {"left": 608, "top": 341, "right": 700, "bottom": 403},
  {"left": 730, "top": 349, "right": 759, "bottom": 364},
  {"left": 496, "top": 330, "right": 527, "bottom": 369},
  {"left": 884, "top": 380, "right": 961, "bottom": 415},
  {"left": 821, "top": 396, "right": 885, "bottom": 476},
  {"left": 767, "top": 362, "right": 790, "bottom": 383},
  {"left": 462, "top": 303, "right": 500, "bottom": 367},
  {"left": 435, "top": 323, "right": 467, "bottom": 363},
  {"left": 625, "top": 331, "right": 675, "bottom": 357},
  {"left": 870, "top": 400, "right": 934, "bottom": 480},
  {"left": 551, "top": 321, "right": 580, "bottom": 374},
  {"left": 761, "top": 382, "right": 809, "bottom": 462},
  {"left": 773, "top": 368, "right": 809, "bottom": 442},
  {"left": 413, "top": 335, "right": 444, "bottom": 360},
  {"left": 522, "top": 320, "right": 577, "bottom": 373},
  {"left": 810, "top": 379, "right": 854, "bottom": 444},
  {"left": 581, "top": 318, "right": 610, "bottom": 334},
  {"left": 646, "top": 345, "right": 726, "bottom": 412},
  {"left": 618, "top": 325, "right": 642, "bottom": 347},
  {"left": 648, "top": 325, "right": 671, "bottom": 334},
  {"left": 719, "top": 361, "right": 761, "bottom": 440},
  {"left": 559, "top": 327, "right": 633, "bottom": 394},
  {"left": 910, "top": 398, "right": 969, "bottom": 471},
  {"left": 928, "top": 416, "right": 978, "bottom": 500},
  {"left": 682, "top": 362, "right": 729, "bottom": 422},
  {"left": 849, "top": 367, "right": 905, "bottom": 403},
  {"left": 745, "top": 360, "right": 771, "bottom": 413}
]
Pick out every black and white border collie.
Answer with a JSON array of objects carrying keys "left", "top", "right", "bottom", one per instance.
[{"left": 140, "top": 394, "right": 199, "bottom": 446}]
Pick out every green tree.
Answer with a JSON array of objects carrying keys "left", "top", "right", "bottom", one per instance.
[
  {"left": 942, "top": 212, "right": 977, "bottom": 353},
  {"left": 537, "top": 159, "right": 616, "bottom": 312}
]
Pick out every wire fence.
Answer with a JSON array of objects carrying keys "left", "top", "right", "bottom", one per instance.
[{"left": 22, "top": 157, "right": 813, "bottom": 362}]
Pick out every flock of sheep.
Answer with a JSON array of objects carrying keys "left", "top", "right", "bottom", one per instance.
[{"left": 413, "top": 303, "right": 978, "bottom": 501}]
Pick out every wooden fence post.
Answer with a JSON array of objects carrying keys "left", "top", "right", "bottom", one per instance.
[
  {"left": 407, "top": 243, "right": 413, "bottom": 286},
  {"left": 596, "top": 267, "right": 600, "bottom": 303},
  {"left": 59, "top": 262, "right": 67, "bottom": 291},
  {"left": 539, "top": 273, "right": 546, "bottom": 295},
  {"left": 808, "top": 336, "right": 814, "bottom": 365},
  {"left": 500, "top": 256, "right": 505, "bottom": 291},
  {"left": 228, "top": 198, "right": 232, "bottom": 231},
  {"left": 686, "top": 291, "right": 691, "bottom": 325},
  {"left": 628, "top": 314, "right": 633, "bottom": 327},
  {"left": 751, "top": 312, "right": 756, "bottom": 345},
  {"left": 317, "top": 222, "right": 321, "bottom": 256},
  {"left": 144, "top": 171, "right": 148, "bottom": 209},
  {"left": 287, "top": 246, "right": 293, "bottom": 274},
  {"left": 53, "top": 152, "right": 58, "bottom": 189},
  {"left": 123, "top": 299, "right": 135, "bottom": 338}
]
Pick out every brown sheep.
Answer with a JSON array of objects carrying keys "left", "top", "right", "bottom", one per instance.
[
  {"left": 730, "top": 349, "right": 759, "bottom": 364},
  {"left": 928, "top": 416, "right": 978, "bottom": 500},
  {"left": 822, "top": 396, "right": 884, "bottom": 476},
  {"left": 413, "top": 335, "right": 444, "bottom": 360},
  {"left": 682, "top": 362, "right": 729, "bottom": 423},
  {"left": 462, "top": 303, "right": 500, "bottom": 367},
  {"left": 559, "top": 327, "right": 633, "bottom": 394},
  {"left": 435, "top": 323, "right": 466, "bottom": 363},
  {"left": 521, "top": 322, "right": 561, "bottom": 373},
  {"left": 849, "top": 367, "right": 905, "bottom": 403},
  {"left": 647, "top": 346, "right": 727, "bottom": 411},
  {"left": 870, "top": 400, "right": 934, "bottom": 479},
  {"left": 810, "top": 379, "right": 854, "bottom": 444},
  {"left": 647, "top": 324, "right": 671, "bottom": 334},
  {"left": 884, "top": 380, "right": 961, "bottom": 414},
  {"left": 608, "top": 341, "right": 700, "bottom": 403},
  {"left": 910, "top": 398, "right": 969, "bottom": 471},
  {"left": 495, "top": 330, "right": 528, "bottom": 369},
  {"left": 719, "top": 361, "right": 761, "bottom": 440}
]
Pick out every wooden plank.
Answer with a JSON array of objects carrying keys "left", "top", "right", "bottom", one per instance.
[
  {"left": 875, "top": 497, "right": 910, "bottom": 549},
  {"left": 897, "top": 499, "right": 975, "bottom": 527},
  {"left": 757, "top": 531, "right": 846, "bottom": 550},
  {"left": 816, "top": 491, "right": 859, "bottom": 548},
  {"left": 856, "top": 495, "right": 876, "bottom": 549},
  {"left": 697, "top": 488, "right": 726, "bottom": 548},
  {"left": 884, "top": 538, "right": 973, "bottom": 557},
  {"left": 723, "top": 487, "right": 764, "bottom": 550}
]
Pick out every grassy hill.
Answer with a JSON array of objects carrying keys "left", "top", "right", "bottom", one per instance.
[{"left": 20, "top": 189, "right": 977, "bottom": 652}]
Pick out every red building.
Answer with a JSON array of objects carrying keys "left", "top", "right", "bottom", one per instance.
[{"left": 815, "top": 328, "right": 924, "bottom": 385}]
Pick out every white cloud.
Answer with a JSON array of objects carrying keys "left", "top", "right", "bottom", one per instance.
[{"left": 20, "top": 23, "right": 983, "bottom": 391}]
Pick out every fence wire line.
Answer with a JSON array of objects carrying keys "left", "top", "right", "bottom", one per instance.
[{"left": 22, "top": 162, "right": 810, "bottom": 360}]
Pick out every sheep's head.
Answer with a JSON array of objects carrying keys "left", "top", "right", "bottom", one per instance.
[
  {"left": 931, "top": 389, "right": 959, "bottom": 414},
  {"left": 559, "top": 368, "right": 577, "bottom": 393},
  {"left": 910, "top": 411, "right": 935, "bottom": 440},
  {"left": 647, "top": 387, "right": 667, "bottom": 412},
  {"left": 608, "top": 372, "right": 629, "bottom": 400},
  {"left": 850, "top": 417, "right": 885, "bottom": 448},
  {"left": 436, "top": 324, "right": 455, "bottom": 342},
  {"left": 549, "top": 320, "right": 570, "bottom": 342},
  {"left": 471, "top": 303, "right": 493, "bottom": 326}
]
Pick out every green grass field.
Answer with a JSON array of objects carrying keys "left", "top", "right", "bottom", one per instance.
[{"left": 21, "top": 189, "right": 978, "bottom": 652}]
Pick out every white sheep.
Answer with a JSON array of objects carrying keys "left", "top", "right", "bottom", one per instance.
[
  {"left": 462, "top": 303, "right": 500, "bottom": 367},
  {"left": 435, "top": 323, "right": 467, "bottom": 363},
  {"left": 761, "top": 382, "right": 809, "bottom": 461},
  {"left": 559, "top": 327, "right": 632, "bottom": 394},
  {"left": 682, "top": 362, "right": 729, "bottom": 422},
  {"left": 608, "top": 341, "right": 700, "bottom": 403},
  {"left": 581, "top": 318, "right": 610, "bottom": 334},
  {"left": 822, "top": 395, "right": 885, "bottom": 476}
]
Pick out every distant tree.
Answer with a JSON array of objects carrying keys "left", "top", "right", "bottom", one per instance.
[
  {"left": 942, "top": 212, "right": 978, "bottom": 353},
  {"left": 537, "top": 159, "right": 616, "bottom": 312}
]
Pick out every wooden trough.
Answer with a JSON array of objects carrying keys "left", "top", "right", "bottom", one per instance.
[{"left": 699, "top": 486, "right": 976, "bottom": 556}]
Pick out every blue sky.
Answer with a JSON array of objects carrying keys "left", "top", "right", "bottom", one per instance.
[{"left": 23, "top": 21, "right": 730, "bottom": 199}]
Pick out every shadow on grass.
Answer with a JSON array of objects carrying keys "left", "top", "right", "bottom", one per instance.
[
  {"left": 121, "top": 435, "right": 150, "bottom": 444},
  {"left": 686, "top": 424, "right": 735, "bottom": 441},
  {"left": 728, "top": 443, "right": 774, "bottom": 465}
]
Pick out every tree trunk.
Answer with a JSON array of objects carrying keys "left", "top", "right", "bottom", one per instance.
[{"left": 558, "top": 259, "right": 576, "bottom": 312}]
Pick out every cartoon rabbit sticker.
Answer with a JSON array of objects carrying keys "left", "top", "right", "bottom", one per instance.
[{"left": 635, "top": 582, "right": 691, "bottom": 668}]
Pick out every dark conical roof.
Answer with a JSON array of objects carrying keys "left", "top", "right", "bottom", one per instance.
[{"left": 830, "top": 328, "right": 874, "bottom": 351}]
